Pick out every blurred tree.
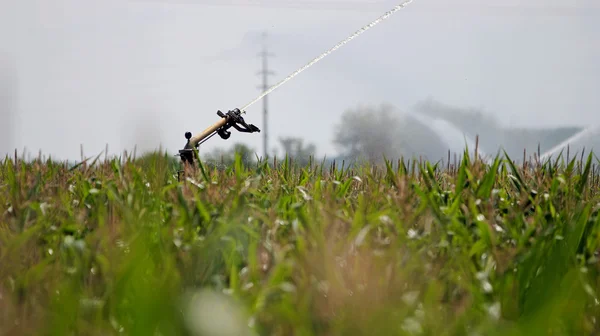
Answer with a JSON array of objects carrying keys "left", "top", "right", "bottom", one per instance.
[
  {"left": 202, "top": 143, "right": 256, "bottom": 168},
  {"left": 278, "top": 136, "right": 316, "bottom": 167},
  {"left": 332, "top": 104, "right": 401, "bottom": 163},
  {"left": 332, "top": 103, "right": 448, "bottom": 164}
]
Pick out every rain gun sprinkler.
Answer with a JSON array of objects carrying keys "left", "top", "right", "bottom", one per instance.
[
  {"left": 178, "top": 108, "right": 260, "bottom": 166},
  {"left": 176, "top": 0, "right": 415, "bottom": 172}
]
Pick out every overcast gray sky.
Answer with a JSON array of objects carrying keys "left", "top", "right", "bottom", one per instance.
[{"left": 0, "top": 0, "right": 598, "bottom": 160}]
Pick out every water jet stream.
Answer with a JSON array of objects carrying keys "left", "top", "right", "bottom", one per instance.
[
  {"left": 539, "top": 125, "right": 600, "bottom": 162},
  {"left": 239, "top": 0, "right": 416, "bottom": 112}
]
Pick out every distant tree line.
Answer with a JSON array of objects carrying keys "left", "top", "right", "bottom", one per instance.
[{"left": 194, "top": 99, "right": 586, "bottom": 169}]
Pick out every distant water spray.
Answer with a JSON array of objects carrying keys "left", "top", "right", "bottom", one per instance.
[
  {"left": 240, "top": 0, "right": 415, "bottom": 112},
  {"left": 404, "top": 109, "right": 489, "bottom": 161},
  {"left": 539, "top": 125, "right": 600, "bottom": 161}
]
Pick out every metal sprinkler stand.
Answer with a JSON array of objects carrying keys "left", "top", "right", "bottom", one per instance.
[{"left": 177, "top": 108, "right": 260, "bottom": 171}]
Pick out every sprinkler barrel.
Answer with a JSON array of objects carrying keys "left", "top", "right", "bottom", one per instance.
[{"left": 178, "top": 108, "right": 260, "bottom": 165}]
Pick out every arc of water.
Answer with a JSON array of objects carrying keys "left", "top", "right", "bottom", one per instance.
[
  {"left": 405, "top": 110, "right": 490, "bottom": 162},
  {"left": 239, "top": 0, "right": 416, "bottom": 112},
  {"left": 539, "top": 125, "right": 600, "bottom": 162}
]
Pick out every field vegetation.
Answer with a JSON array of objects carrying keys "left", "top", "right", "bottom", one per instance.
[{"left": 1, "top": 148, "right": 600, "bottom": 335}]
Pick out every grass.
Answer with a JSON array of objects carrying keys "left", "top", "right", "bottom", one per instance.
[{"left": 1, "top": 148, "right": 599, "bottom": 335}]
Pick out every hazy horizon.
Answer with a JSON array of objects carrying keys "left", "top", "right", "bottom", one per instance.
[{"left": 1, "top": 0, "right": 598, "bottom": 161}]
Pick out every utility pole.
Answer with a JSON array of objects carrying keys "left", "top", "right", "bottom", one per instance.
[
  {"left": 257, "top": 31, "right": 275, "bottom": 159},
  {"left": 0, "top": 58, "right": 16, "bottom": 159}
]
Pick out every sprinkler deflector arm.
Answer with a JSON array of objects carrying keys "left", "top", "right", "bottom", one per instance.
[{"left": 178, "top": 108, "right": 260, "bottom": 164}]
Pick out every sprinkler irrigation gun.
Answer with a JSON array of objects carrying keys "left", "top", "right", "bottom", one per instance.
[
  {"left": 178, "top": 108, "right": 260, "bottom": 165},
  {"left": 175, "top": 0, "right": 415, "bottom": 174}
]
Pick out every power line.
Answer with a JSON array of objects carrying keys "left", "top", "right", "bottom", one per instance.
[
  {"left": 129, "top": 0, "right": 600, "bottom": 15},
  {"left": 256, "top": 32, "right": 275, "bottom": 159},
  {"left": 127, "top": 0, "right": 388, "bottom": 12}
]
